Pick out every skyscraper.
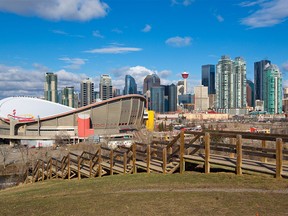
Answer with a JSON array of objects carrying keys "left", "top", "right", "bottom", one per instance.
[
  {"left": 99, "top": 74, "right": 113, "bottom": 100},
  {"left": 234, "top": 57, "right": 247, "bottom": 108},
  {"left": 150, "top": 86, "right": 165, "bottom": 113},
  {"left": 201, "top": 64, "right": 215, "bottom": 94},
  {"left": 80, "top": 78, "right": 94, "bottom": 107},
  {"left": 168, "top": 84, "right": 177, "bottom": 112},
  {"left": 62, "top": 86, "right": 75, "bottom": 108},
  {"left": 246, "top": 80, "right": 255, "bottom": 107},
  {"left": 194, "top": 85, "right": 209, "bottom": 111},
  {"left": 263, "top": 64, "right": 282, "bottom": 114},
  {"left": 124, "top": 75, "right": 137, "bottom": 95},
  {"left": 216, "top": 55, "right": 246, "bottom": 110},
  {"left": 143, "top": 74, "right": 160, "bottom": 95},
  {"left": 44, "top": 72, "right": 58, "bottom": 103},
  {"left": 254, "top": 60, "right": 271, "bottom": 101}
]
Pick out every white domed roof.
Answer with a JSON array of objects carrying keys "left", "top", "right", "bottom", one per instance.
[{"left": 0, "top": 97, "right": 75, "bottom": 120}]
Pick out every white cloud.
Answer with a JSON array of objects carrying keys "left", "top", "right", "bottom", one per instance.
[
  {"left": 52, "top": 30, "right": 68, "bottom": 35},
  {"left": 216, "top": 15, "right": 224, "bottom": 22},
  {"left": 0, "top": 64, "right": 92, "bottom": 99},
  {"left": 0, "top": 0, "right": 109, "bottom": 21},
  {"left": 282, "top": 61, "right": 288, "bottom": 72},
  {"left": 110, "top": 66, "right": 174, "bottom": 92},
  {"left": 85, "top": 46, "right": 142, "bottom": 54},
  {"left": 165, "top": 36, "right": 192, "bottom": 47},
  {"left": 142, "top": 24, "right": 152, "bottom": 32},
  {"left": 241, "top": 0, "right": 288, "bottom": 28},
  {"left": 92, "top": 30, "right": 104, "bottom": 38},
  {"left": 171, "top": 0, "right": 194, "bottom": 6},
  {"left": 112, "top": 28, "right": 123, "bottom": 34},
  {"left": 59, "top": 57, "right": 87, "bottom": 70},
  {"left": 239, "top": 0, "right": 268, "bottom": 7}
]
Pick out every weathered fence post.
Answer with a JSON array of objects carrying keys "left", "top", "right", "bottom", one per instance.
[
  {"left": 132, "top": 143, "right": 137, "bottom": 174},
  {"left": 261, "top": 140, "right": 267, "bottom": 163},
  {"left": 236, "top": 135, "right": 242, "bottom": 175},
  {"left": 68, "top": 153, "right": 71, "bottom": 180},
  {"left": 163, "top": 147, "right": 167, "bottom": 174},
  {"left": 180, "top": 131, "right": 185, "bottom": 174},
  {"left": 42, "top": 160, "right": 45, "bottom": 181},
  {"left": 89, "top": 159, "right": 93, "bottom": 178},
  {"left": 229, "top": 138, "right": 235, "bottom": 158},
  {"left": 147, "top": 145, "right": 151, "bottom": 174},
  {"left": 56, "top": 159, "right": 58, "bottom": 179},
  {"left": 276, "top": 138, "right": 283, "bottom": 179},
  {"left": 77, "top": 155, "right": 81, "bottom": 180},
  {"left": 123, "top": 152, "right": 127, "bottom": 175},
  {"left": 110, "top": 150, "right": 114, "bottom": 176},
  {"left": 204, "top": 132, "right": 210, "bottom": 174},
  {"left": 98, "top": 148, "right": 102, "bottom": 177},
  {"left": 49, "top": 157, "right": 52, "bottom": 179}
]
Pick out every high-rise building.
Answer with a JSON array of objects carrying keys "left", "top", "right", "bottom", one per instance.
[
  {"left": 62, "top": 86, "right": 75, "bottom": 108},
  {"left": 44, "top": 72, "right": 58, "bottom": 103},
  {"left": 194, "top": 85, "right": 209, "bottom": 111},
  {"left": 150, "top": 86, "right": 165, "bottom": 113},
  {"left": 99, "top": 74, "right": 113, "bottom": 100},
  {"left": 254, "top": 60, "right": 271, "bottom": 101},
  {"left": 80, "top": 78, "right": 94, "bottom": 107},
  {"left": 168, "top": 84, "right": 177, "bottom": 112},
  {"left": 216, "top": 55, "right": 246, "bottom": 110},
  {"left": 282, "top": 87, "right": 288, "bottom": 113},
  {"left": 263, "top": 64, "right": 282, "bottom": 114},
  {"left": 246, "top": 80, "right": 255, "bottom": 108},
  {"left": 124, "top": 75, "right": 137, "bottom": 95},
  {"left": 201, "top": 64, "right": 215, "bottom": 94},
  {"left": 143, "top": 74, "right": 160, "bottom": 95}
]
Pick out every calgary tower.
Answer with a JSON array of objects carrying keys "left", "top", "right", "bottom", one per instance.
[{"left": 181, "top": 71, "right": 189, "bottom": 94}]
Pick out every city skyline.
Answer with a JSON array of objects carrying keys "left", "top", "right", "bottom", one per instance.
[{"left": 0, "top": 0, "right": 288, "bottom": 99}]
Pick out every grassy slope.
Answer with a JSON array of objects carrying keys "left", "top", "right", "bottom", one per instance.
[{"left": 0, "top": 173, "right": 288, "bottom": 216}]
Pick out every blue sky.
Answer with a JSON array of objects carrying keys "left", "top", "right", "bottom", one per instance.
[{"left": 0, "top": 0, "right": 287, "bottom": 99}]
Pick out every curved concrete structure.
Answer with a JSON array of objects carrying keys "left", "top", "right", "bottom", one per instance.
[{"left": 0, "top": 95, "right": 146, "bottom": 143}]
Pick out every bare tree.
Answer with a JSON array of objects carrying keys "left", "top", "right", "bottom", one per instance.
[{"left": 0, "top": 145, "right": 11, "bottom": 171}]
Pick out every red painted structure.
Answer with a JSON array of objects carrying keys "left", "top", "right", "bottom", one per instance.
[{"left": 77, "top": 114, "right": 94, "bottom": 138}]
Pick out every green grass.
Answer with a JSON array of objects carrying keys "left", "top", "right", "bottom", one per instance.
[{"left": 0, "top": 172, "right": 288, "bottom": 216}]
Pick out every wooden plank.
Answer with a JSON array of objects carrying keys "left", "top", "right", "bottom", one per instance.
[
  {"left": 132, "top": 143, "right": 137, "bottom": 174},
  {"left": 123, "top": 152, "right": 127, "bottom": 175},
  {"left": 276, "top": 138, "right": 283, "bottom": 179},
  {"left": 180, "top": 131, "right": 185, "bottom": 174},
  {"left": 147, "top": 145, "right": 151, "bottom": 174},
  {"left": 261, "top": 140, "right": 267, "bottom": 163},
  {"left": 77, "top": 156, "right": 81, "bottom": 180},
  {"left": 110, "top": 150, "right": 114, "bottom": 176},
  {"left": 204, "top": 132, "right": 210, "bottom": 174},
  {"left": 68, "top": 153, "right": 71, "bottom": 180},
  {"left": 135, "top": 161, "right": 163, "bottom": 173},
  {"left": 98, "top": 148, "right": 102, "bottom": 177},
  {"left": 229, "top": 138, "right": 235, "bottom": 158},
  {"left": 236, "top": 135, "right": 242, "bottom": 175},
  {"left": 163, "top": 148, "right": 167, "bottom": 174}
]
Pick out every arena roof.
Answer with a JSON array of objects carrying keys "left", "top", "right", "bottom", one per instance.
[{"left": 0, "top": 97, "right": 75, "bottom": 120}]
